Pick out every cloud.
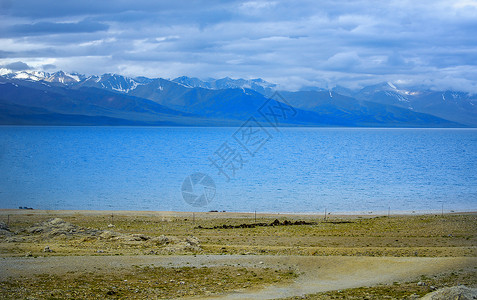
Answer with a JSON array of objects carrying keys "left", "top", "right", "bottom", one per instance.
[
  {"left": 41, "top": 63, "right": 56, "bottom": 70},
  {"left": 0, "top": 0, "right": 476, "bottom": 92},
  {"left": 3, "top": 20, "right": 109, "bottom": 37},
  {"left": 386, "top": 52, "right": 407, "bottom": 67},
  {"left": 324, "top": 52, "right": 362, "bottom": 71},
  {"left": 1, "top": 61, "right": 31, "bottom": 70}
]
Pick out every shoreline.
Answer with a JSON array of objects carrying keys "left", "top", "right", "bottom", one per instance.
[{"left": 1, "top": 208, "right": 475, "bottom": 218}]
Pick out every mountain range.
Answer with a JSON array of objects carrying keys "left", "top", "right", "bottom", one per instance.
[{"left": 0, "top": 69, "right": 476, "bottom": 127}]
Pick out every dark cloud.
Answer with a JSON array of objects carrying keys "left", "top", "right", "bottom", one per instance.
[
  {"left": 3, "top": 20, "right": 108, "bottom": 36},
  {"left": 0, "top": 0, "right": 238, "bottom": 24},
  {"left": 1, "top": 61, "right": 31, "bottom": 70},
  {"left": 0, "top": 50, "right": 14, "bottom": 58}
]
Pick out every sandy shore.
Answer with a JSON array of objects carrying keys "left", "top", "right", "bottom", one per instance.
[{"left": 1, "top": 208, "right": 475, "bottom": 217}]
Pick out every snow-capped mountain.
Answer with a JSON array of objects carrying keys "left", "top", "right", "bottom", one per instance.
[
  {"left": 0, "top": 69, "right": 84, "bottom": 84},
  {"left": 356, "top": 82, "right": 415, "bottom": 108},
  {"left": 172, "top": 76, "right": 212, "bottom": 89},
  {"left": 79, "top": 73, "right": 146, "bottom": 93},
  {"left": 0, "top": 69, "right": 154, "bottom": 93},
  {"left": 352, "top": 82, "right": 477, "bottom": 126},
  {"left": 172, "top": 76, "right": 277, "bottom": 95},
  {"left": 0, "top": 69, "right": 475, "bottom": 126},
  {"left": 0, "top": 74, "right": 461, "bottom": 127},
  {"left": 0, "top": 69, "right": 49, "bottom": 81},
  {"left": 46, "top": 71, "right": 85, "bottom": 84}
]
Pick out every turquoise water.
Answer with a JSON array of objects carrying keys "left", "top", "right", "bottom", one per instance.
[{"left": 0, "top": 126, "right": 476, "bottom": 213}]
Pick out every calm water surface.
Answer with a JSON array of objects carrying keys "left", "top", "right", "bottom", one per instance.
[{"left": 0, "top": 126, "right": 476, "bottom": 213}]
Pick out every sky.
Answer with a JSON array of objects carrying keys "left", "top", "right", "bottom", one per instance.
[{"left": 1, "top": 0, "right": 477, "bottom": 92}]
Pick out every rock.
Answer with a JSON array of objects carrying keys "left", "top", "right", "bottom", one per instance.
[
  {"left": 420, "top": 285, "right": 477, "bottom": 300},
  {"left": 182, "top": 236, "right": 201, "bottom": 252},
  {"left": 418, "top": 281, "right": 426, "bottom": 286},
  {"left": 0, "top": 222, "right": 13, "bottom": 236},
  {"left": 5, "top": 237, "right": 24, "bottom": 242},
  {"left": 27, "top": 218, "right": 101, "bottom": 238},
  {"left": 119, "top": 234, "right": 150, "bottom": 241},
  {"left": 43, "top": 246, "right": 53, "bottom": 252},
  {"left": 0, "top": 222, "right": 8, "bottom": 231},
  {"left": 0, "top": 229, "right": 13, "bottom": 236},
  {"left": 99, "top": 231, "right": 118, "bottom": 239},
  {"left": 185, "top": 236, "right": 200, "bottom": 246},
  {"left": 107, "top": 224, "right": 115, "bottom": 228},
  {"left": 148, "top": 235, "right": 179, "bottom": 246},
  {"left": 25, "top": 251, "right": 32, "bottom": 257},
  {"left": 147, "top": 235, "right": 201, "bottom": 253}
]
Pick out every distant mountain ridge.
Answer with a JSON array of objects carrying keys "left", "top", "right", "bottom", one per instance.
[
  {"left": 350, "top": 82, "right": 477, "bottom": 127},
  {"left": 172, "top": 76, "right": 277, "bottom": 96},
  {"left": 0, "top": 69, "right": 474, "bottom": 127}
]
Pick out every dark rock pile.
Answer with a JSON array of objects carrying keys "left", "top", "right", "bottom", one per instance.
[{"left": 198, "top": 219, "right": 317, "bottom": 229}]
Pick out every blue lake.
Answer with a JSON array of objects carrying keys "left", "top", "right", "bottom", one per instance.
[{"left": 0, "top": 126, "right": 476, "bottom": 214}]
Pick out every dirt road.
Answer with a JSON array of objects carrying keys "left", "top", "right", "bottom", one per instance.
[{"left": 1, "top": 255, "right": 475, "bottom": 299}]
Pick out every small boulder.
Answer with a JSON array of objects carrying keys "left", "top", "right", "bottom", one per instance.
[
  {"left": 0, "top": 222, "right": 13, "bottom": 236},
  {"left": 148, "top": 235, "right": 179, "bottom": 246},
  {"left": 0, "top": 222, "right": 8, "bottom": 231},
  {"left": 119, "top": 234, "right": 150, "bottom": 241},
  {"left": 185, "top": 236, "right": 200, "bottom": 247},
  {"left": 27, "top": 218, "right": 76, "bottom": 236},
  {"left": 420, "top": 285, "right": 477, "bottom": 300},
  {"left": 99, "top": 231, "right": 117, "bottom": 239}
]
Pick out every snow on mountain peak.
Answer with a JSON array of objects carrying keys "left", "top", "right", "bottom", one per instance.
[
  {"left": 80, "top": 73, "right": 148, "bottom": 93},
  {"left": 387, "top": 82, "right": 397, "bottom": 90},
  {"left": 45, "top": 71, "right": 82, "bottom": 84},
  {"left": 8, "top": 70, "right": 49, "bottom": 81},
  {"left": 0, "top": 68, "right": 12, "bottom": 76}
]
